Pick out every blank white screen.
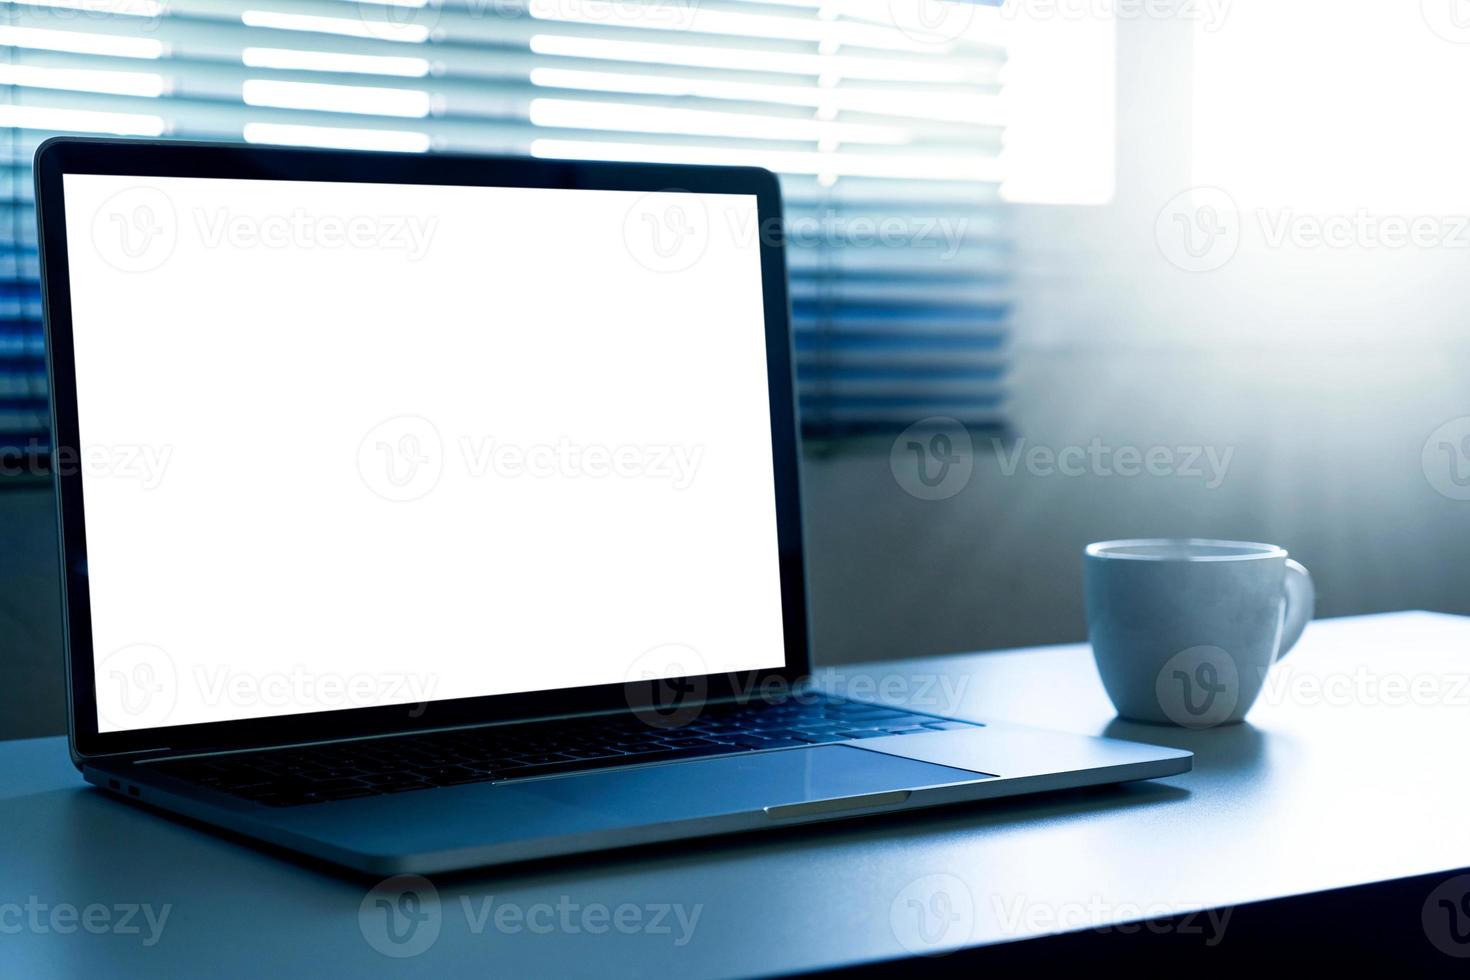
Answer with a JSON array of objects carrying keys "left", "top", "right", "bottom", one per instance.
[{"left": 62, "top": 173, "right": 785, "bottom": 733}]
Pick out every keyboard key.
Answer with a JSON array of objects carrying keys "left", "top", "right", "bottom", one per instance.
[
  {"left": 159, "top": 765, "right": 226, "bottom": 785},
  {"left": 499, "top": 742, "right": 752, "bottom": 780},
  {"left": 307, "top": 778, "right": 372, "bottom": 792},
  {"left": 482, "top": 758, "right": 529, "bottom": 770},
  {"left": 835, "top": 708, "right": 912, "bottom": 720},
  {"left": 786, "top": 721, "right": 846, "bottom": 733},
  {"left": 215, "top": 775, "right": 275, "bottom": 791},
  {"left": 422, "top": 768, "right": 491, "bottom": 787},
  {"left": 725, "top": 735, "right": 807, "bottom": 749},
  {"left": 363, "top": 773, "right": 431, "bottom": 790},
  {"left": 253, "top": 793, "right": 314, "bottom": 808},
  {"left": 305, "top": 786, "right": 380, "bottom": 802},
  {"left": 411, "top": 766, "right": 482, "bottom": 783},
  {"left": 612, "top": 741, "right": 667, "bottom": 754}
]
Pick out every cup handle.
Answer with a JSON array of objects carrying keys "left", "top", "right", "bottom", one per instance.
[{"left": 1275, "top": 559, "right": 1315, "bottom": 661}]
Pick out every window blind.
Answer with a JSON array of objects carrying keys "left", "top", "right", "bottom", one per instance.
[{"left": 1, "top": 0, "right": 1010, "bottom": 463}]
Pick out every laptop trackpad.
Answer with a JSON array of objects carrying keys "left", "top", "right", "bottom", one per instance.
[{"left": 514, "top": 745, "right": 986, "bottom": 825}]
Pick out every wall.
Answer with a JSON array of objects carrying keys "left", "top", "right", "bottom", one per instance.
[
  {"left": 0, "top": 485, "right": 66, "bottom": 738},
  {"left": 801, "top": 9, "right": 1470, "bottom": 662}
]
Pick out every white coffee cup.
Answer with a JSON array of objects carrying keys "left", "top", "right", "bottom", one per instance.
[{"left": 1083, "top": 539, "right": 1314, "bottom": 727}]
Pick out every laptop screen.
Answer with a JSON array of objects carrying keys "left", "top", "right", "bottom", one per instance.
[{"left": 61, "top": 172, "right": 786, "bottom": 734}]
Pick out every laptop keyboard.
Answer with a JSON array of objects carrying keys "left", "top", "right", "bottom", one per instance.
[{"left": 149, "top": 696, "right": 982, "bottom": 807}]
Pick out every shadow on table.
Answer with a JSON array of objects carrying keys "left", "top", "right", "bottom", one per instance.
[{"left": 1102, "top": 718, "right": 1267, "bottom": 774}]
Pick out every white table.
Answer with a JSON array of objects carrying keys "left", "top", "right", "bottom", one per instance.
[{"left": 2, "top": 612, "right": 1468, "bottom": 976}]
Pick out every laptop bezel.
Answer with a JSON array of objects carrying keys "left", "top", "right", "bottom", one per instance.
[{"left": 35, "top": 137, "right": 811, "bottom": 763}]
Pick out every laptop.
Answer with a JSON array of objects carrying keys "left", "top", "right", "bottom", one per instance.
[{"left": 35, "top": 137, "right": 1191, "bottom": 875}]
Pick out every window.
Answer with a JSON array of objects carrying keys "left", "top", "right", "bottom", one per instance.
[
  {"left": 995, "top": 1, "right": 1114, "bottom": 206},
  {"left": 1193, "top": 1, "right": 1470, "bottom": 212},
  {"left": 2, "top": 0, "right": 1018, "bottom": 461}
]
